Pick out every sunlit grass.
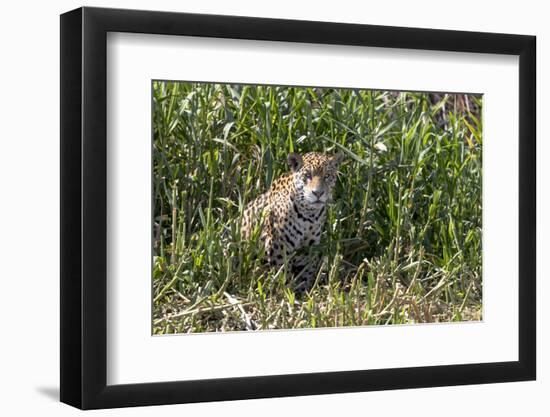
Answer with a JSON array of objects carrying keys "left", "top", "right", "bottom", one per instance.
[{"left": 152, "top": 82, "right": 482, "bottom": 333}]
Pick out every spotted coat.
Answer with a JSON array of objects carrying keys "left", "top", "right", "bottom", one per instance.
[{"left": 241, "top": 152, "right": 344, "bottom": 290}]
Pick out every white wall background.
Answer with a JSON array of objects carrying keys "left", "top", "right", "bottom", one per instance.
[{"left": 0, "top": 0, "right": 545, "bottom": 415}]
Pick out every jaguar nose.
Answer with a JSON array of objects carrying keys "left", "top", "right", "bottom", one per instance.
[{"left": 312, "top": 190, "right": 324, "bottom": 198}]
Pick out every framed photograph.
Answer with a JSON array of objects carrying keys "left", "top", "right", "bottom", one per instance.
[{"left": 60, "top": 6, "right": 536, "bottom": 409}]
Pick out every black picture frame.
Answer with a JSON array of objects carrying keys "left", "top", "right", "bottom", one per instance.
[{"left": 60, "top": 6, "right": 536, "bottom": 410}]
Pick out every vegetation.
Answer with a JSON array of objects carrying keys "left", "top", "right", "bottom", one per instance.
[{"left": 152, "top": 81, "right": 482, "bottom": 333}]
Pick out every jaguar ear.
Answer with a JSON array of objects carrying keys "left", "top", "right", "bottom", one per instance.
[
  {"left": 288, "top": 153, "right": 303, "bottom": 172},
  {"left": 331, "top": 151, "right": 345, "bottom": 167}
]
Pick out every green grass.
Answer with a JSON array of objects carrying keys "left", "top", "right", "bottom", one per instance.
[{"left": 152, "top": 81, "right": 482, "bottom": 334}]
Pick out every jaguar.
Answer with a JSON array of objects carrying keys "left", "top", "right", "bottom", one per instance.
[{"left": 241, "top": 152, "right": 344, "bottom": 290}]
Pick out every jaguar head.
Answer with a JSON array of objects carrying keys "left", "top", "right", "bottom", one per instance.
[{"left": 288, "top": 151, "right": 344, "bottom": 207}]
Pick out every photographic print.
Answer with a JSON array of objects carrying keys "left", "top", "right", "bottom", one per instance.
[
  {"left": 152, "top": 81, "right": 482, "bottom": 334},
  {"left": 61, "top": 9, "right": 536, "bottom": 407}
]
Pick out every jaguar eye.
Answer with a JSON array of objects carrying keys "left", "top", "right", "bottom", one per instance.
[
  {"left": 324, "top": 174, "right": 331, "bottom": 180},
  {"left": 304, "top": 172, "right": 312, "bottom": 180}
]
